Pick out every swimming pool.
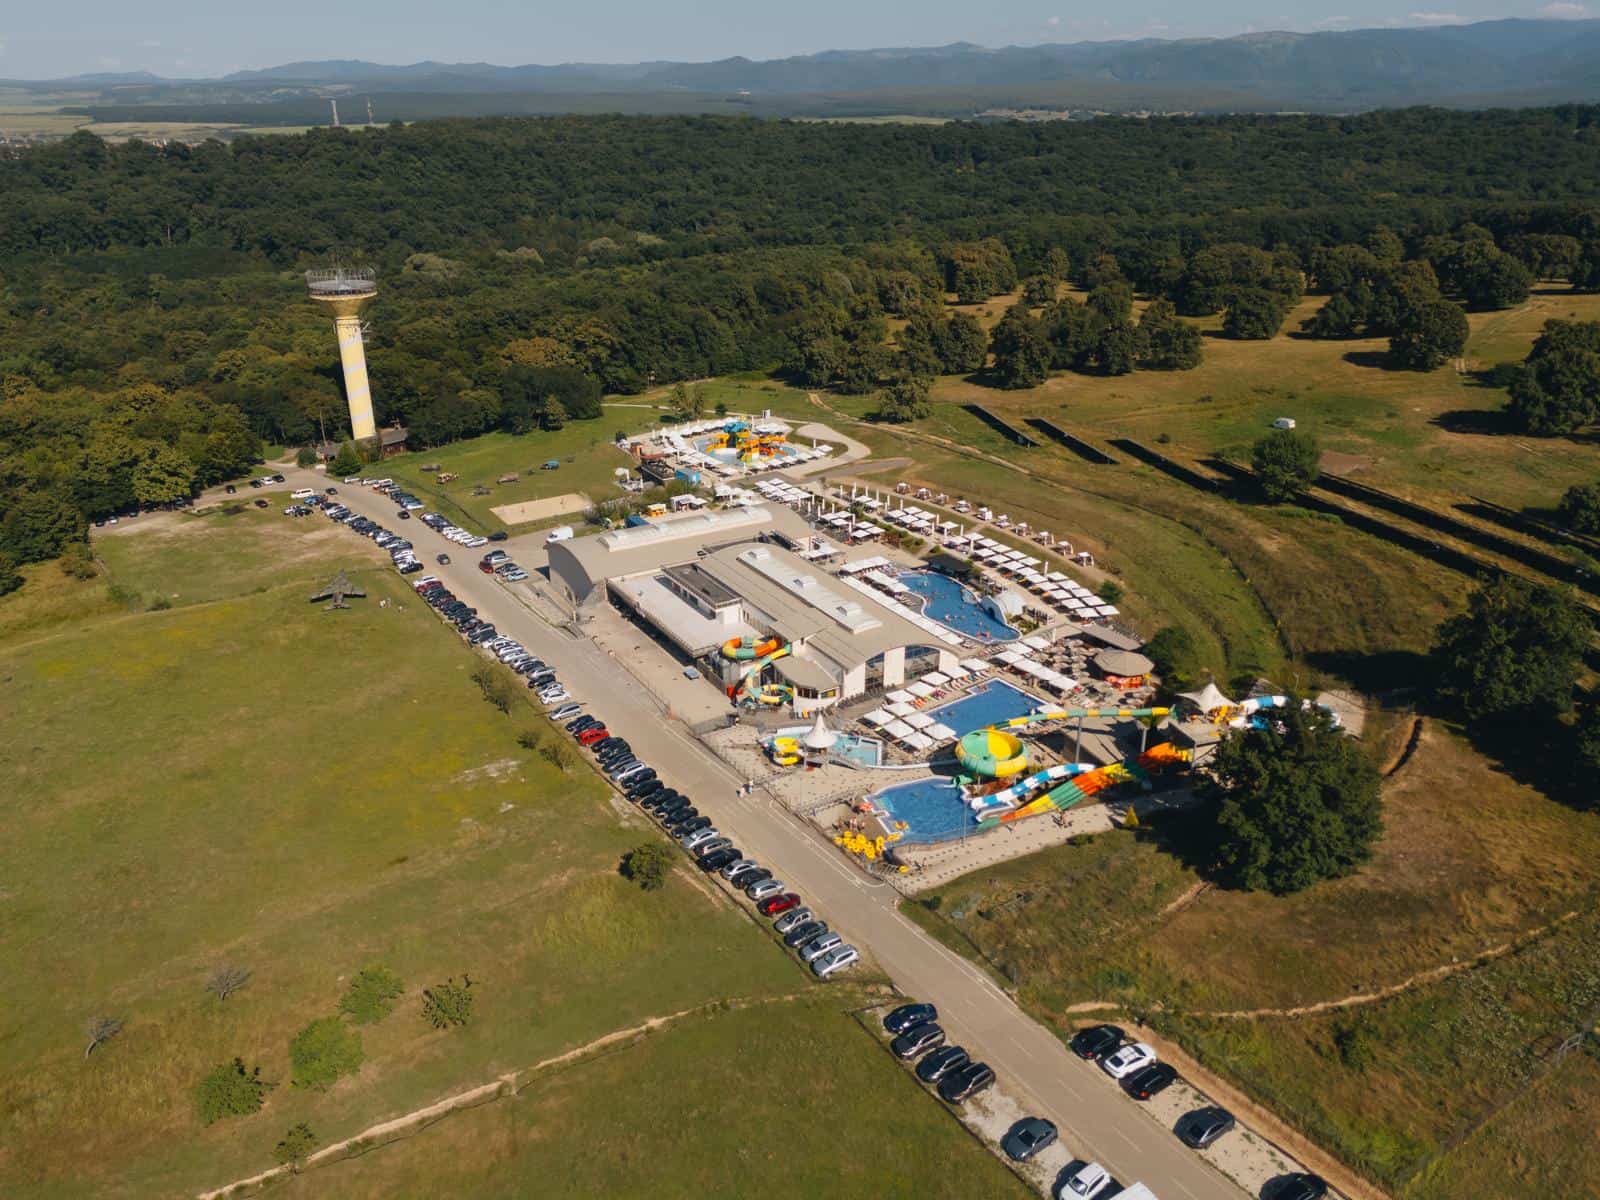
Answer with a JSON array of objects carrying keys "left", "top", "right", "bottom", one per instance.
[
  {"left": 897, "top": 570, "right": 1020, "bottom": 642},
  {"left": 872, "top": 776, "right": 977, "bottom": 844},
  {"left": 927, "top": 680, "right": 1045, "bottom": 736},
  {"left": 770, "top": 726, "right": 884, "bottom": 767}
]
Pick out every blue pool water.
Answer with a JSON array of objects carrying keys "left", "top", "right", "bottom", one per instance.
[
  {"left": 897, "top": 570, "right": 1020, "bottom": 642},
  {"left": 873, "top": 776, "right": 977, "bottom": 844},
  {"left": 832, "top": 734, "right": 884, "bottom": 767},
  {"left": 927, "top": 680, "right": 1045, "bottom": 736}
]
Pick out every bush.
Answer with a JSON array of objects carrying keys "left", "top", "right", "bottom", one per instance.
[
  {"left": 0, "top": 552, "right": 22, "bottom": 597},
  {"left": 1333, "top": 1018, "right": 1379, "bottom": 1071},
  {"left": 329, "top": 442, "right": 363, "bottom": 477},
  {"left": 1251, "top": 429, "right": 1320, "bottom": 502},
  {"left": 1558, "top": 481, "right": 1600, "bottom": 535},
  {"left": 421, "top": 976, "right": 475, "bottom": 1029},
  {"left": 58, "top": 542, "right": 98, "bottom": 579},
  {"left": 294, "top": 446, "right": 318, "bottom": 468},
  {"left": 621, "top": 842, "right": 673, "bottom": 890},
  {"left": 338, "top": 964, "right": 404, "bottom": 1025},
  {"left": 195, "top": 1058, "right": 271, "bottom": 1124},
  {"left": 273, "top": 1122, "right": 318, "bottom": 1169},
  {"left": 288, "top": 1017, "right": 364, "bottom": 1090}
]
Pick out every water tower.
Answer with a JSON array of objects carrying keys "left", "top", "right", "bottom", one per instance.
[{"left": 305, "top": 267, "right": 378, "bottom": 442}]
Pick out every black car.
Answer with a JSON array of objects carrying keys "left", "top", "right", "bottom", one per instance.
[
  {"left": 623, "top": 772, "right": 659, "bottom": 793},
  {"left": 487, "top": 530, "right": 509, "bottom": 541},
  {"left": 782, "top": 920, "right": 826, "bottom": 948},
  {"left": 1001, "top": 1117, "right": 1058, "bottom": 1162},
  {"left": 674, "top": 815, "right": 713, "bottom": 837},
  {"left": 1269, "top": 1174, "right": 1329, "bottom": 1200},
  {"left": 731, "top": 866, "right": 770, "bottom": 888},
  {"left": 884, "top": 1003, "right": 938, "bottom": 1035},
  {"left": 568, "top": 716, "right": 598, "bottom": 734},
  {"left": 597, "top": 742, "right": 633, "bottom": 762},
  {"left": 698, "top": 848, "right": 741, "bottom": 872},
  {"left": 915, "top": 1045, "right": 970, "bottom": 1084},
  {"left": 396, "top": 510, "right": 411, "bottom": 519},
  {"left": 436, "top": 553, "right": 450, "bottom": 564},
  {"left": 936, "top": 1062, "right": 995, "bottom": 1104},
  {"left": 630, "top": 779, "right": 665, "bottom": 802},
  {"left": 1176, "top": 1105, "right": 1236, "bottom": 1149},
  {"left": 1122, "top": 1062, "right": 1179, "bottom": 1100},
  {"left": 664, "top": 809, "right": 701, "bottom": 831},
  {"left": 646, "top": 793, "right": 684, "bottom": 814},
  {"left": 1070, "top": 1024, "right": 1124, "bottom": 1061},
  {"left": 890, "top": 1022, "right": 946, "bottom": 1059}
]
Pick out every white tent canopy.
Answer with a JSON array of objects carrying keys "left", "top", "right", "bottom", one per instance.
[{"left": 861, "top": 708, "right": 893, "bottom": 727}]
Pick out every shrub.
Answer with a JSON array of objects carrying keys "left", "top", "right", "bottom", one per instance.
[
  {"left": 58, "top": 542, "right": 99, "bottom": 579},
  {"left": 1333, "top": 1018, "right": 1379, "bottom": 1071},
  {"left": 288, "top": 1017, "right": 364, "bottom": 1090},
  {"left": 294, "top": 446, "right": 318, "bottom": 468},
  {"left": 329, "top": 442, "right": 363, "bottom": 476},
  {"left": 273, "top": 1123, "right": 318, "bottom": 1169},
  {"left": 621, "top": 842, "right": 673, "bottom": 890},
  {"left": 421, "top": 976, "right": 475, "bottom": 1029},
  {"left": 195, "top": 1058, "right": 271, "bottom": 1124},
  {"left": 0, "top": 552, "right": 21, "bottom": 597},
  {"left": 338, "top": 964, "right": 404, "bottom": 1025}
]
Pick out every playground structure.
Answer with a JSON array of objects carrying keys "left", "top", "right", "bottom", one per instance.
[
  {"left": 702, "top": 419, "right": 790, "bottom": 465},
  {"left": 1212, "top": 693, "right": 1340, "bottom": 729},
  {"left": 770, "top": 736, "right": 803, "bottom": 767},
  {"left": 722, "top": 635, "right": 795, "bottom": 706}
]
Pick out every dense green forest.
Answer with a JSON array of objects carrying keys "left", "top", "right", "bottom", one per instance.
[{"left": 3, "top": 107, "right": 1600, "bottom": 586}]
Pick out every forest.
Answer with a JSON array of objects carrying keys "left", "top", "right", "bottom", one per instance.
[{"left": 2, "top": 106, "right": 1600, "bottom": 586}]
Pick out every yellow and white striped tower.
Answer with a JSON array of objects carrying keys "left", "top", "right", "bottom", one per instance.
[{"left": 306, "top": 268, "right": 378, "bottom": 443}]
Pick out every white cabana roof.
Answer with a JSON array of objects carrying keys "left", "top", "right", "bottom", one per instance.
[
  {"left": 961, "top": 657, "right": 993, "bottom": 672},
  {"left": 944, "top": 664, "right": 971, "bottom": 679},
  {"left": 885, "top": 689, "right": 914, "bottom": 704},
  {"left": 922, "top": 671, "right": 951, "bottom": 686},
  {"left": 905, "top": 712, "right": 936, "bottom": 730},
  {"left": 1023, "top": 635, "right": 1053, "bottom": 651},
  {"left": 885, "top": 701, "right": 917, "bottom": 718},
  {"left": 907, "top": 681, "right": 936, "bottom": 698},
  {"left": 883, "top": 720, "right": 916, "bottom": 739},
  {"left": 861, "top": 708, "right": 894, "bottom": 727},
  {"left": 927, "top": 722, "right": 957, "bottom": 741},
  {"left": 902, "top": 731, "right": 935, "bottom": 752},
  {"left": 1180, "top": 683, "right": 1235, "bottom": 713}
]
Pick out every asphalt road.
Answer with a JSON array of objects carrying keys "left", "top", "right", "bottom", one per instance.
[{"left": 298, "top": 471, "right": 1249, "bottom": 1200}]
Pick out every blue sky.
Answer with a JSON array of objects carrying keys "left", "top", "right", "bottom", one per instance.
[{"left": 0, "top": 1, "right": 1589, "bottom": 79}]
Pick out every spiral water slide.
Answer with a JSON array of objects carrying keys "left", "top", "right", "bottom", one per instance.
[{"left": 723, "top": 636, "right": 793, "bottom": 705}]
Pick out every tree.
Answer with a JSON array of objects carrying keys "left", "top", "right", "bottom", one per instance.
[
  {"left": 1137, "top": 299, "right": 1203, "bottom": 370},
  {"left": 0, "top": 553, "right": 21, "bottom": 598},
  {"left": 537, "top": 392, "right": 567, "bottom": 431},
  {"left": 1389, "top": 296, "right": 1469, "bottom": 371},
  {"left": 1206, "top": 703, "right": 1382, "bottom": 894},
  {"left": 932, "top": 313, "right": 988, "bottom": 374},
  {"left": 288, "top": 1017, "right": 364, "bottom": 1090},
  {"left": 0, "top": 490, "right": 83, "bottom": 564},
  {"left": 1143, "top": 626, "right": 1205, "bottom": 691},
  {"left": 83, "top": 1015, "right": 123, "bottom": 1059},
  {"left": 1250, "top": 429, "right": 1320, "bottom": 501},
  {"left": 1570, "top": 694, "right": 1600, "bottom": 794},
  {"left": 195, "top": 1058, "right": 271, "bottom": 1124},
  {"left": 1506, "top": 319, "right": 1600, "bottom": 435},
  {"left": 339, "top": 964, "right": 404, "bottom": 1025},
  {"left": 1432, "top": 576, "right": 1589, "bottom": 721},
  {"left": 1086, "top": 280, "right": 1133, "bottom": 324},
  {"left": 58, "top": 542, "right": 98, "bottom": 580},
  {"left": 1043, "top": 247, "right": 1072, "bottom": 281},
  {"left": 1088, "top": 320, "right": 1142, "bottom": 376},
  {"left": 274, "top": 1123, "right": 319, "bottom": 1171},
  {"left": 207, "top": 965, "right": 252, "bottom": 1002},
  {"left": 132, "top": 445, "right": 196, "bottom": 507},
  {"left": 329, "top": 442, "right": 363, "bottom": 477},
  {"left": 1573, "top": 242, "right": 1600, "bottom": 293},
  {"left": 1020, "top": 275, "right": 1057, "bottom": 306},
  {"left": 294, "top": 446, "right": 318, "bottom": 468},
  {"left": 1558, "top": 482, "right": 1600, "bottom": 534},
  {"left": 621, "top": 842, "right": 674, "bottom": 890},
  {"left": 942, "top": 238, "right": 1017, "bottom": 302},
  {"left": 988, "top": 307, "right": 1051, "bottom": 389},
  {"left": 1222, "top": 289, "right": 1290, "bottom": 340},
  {"left": 1446, "top": 243, "right": 1533, "bottom": 311},
  {"left": 421, "top": 976, "right": 475, "bottom": 1029},
  {"left": 874, "top": 375, "right": 932, "bottom": 423}
]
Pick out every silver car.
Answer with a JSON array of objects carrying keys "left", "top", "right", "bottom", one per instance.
[
  {"left": 679, "top": 828, "right": 720, "bottom": 851},
  {"left": 721, "top": 859, "right": 760, "bottom": 882},
  {"left": 800, "top": 932, "right": 843, "bottom": 963},
  {"left": 813, "top": 944, "right": 859, "bottom": 978},
  {"left": 773, "top": 907, "right": 814, "bottom": 934},
  {"left": 745, "top": 879, "right": 785, "bottom": 902}
]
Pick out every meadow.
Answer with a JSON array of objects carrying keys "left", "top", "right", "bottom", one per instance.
[{"left": 0, "top": 506, "right": 1020, "bottom": 1197}]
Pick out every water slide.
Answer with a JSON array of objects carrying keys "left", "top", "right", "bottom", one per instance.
[
  {"left": 723, "top": 636, "right": 794, "bottom": 705},
  {"left": 984, "top": 743, "right": 1194, "bottom": 824},
  {"left": 769, "top": 736, "right": 802, "bottom": 766},
  {"left": 999, "top": 705, "right": 1171, "bottom": 728}
]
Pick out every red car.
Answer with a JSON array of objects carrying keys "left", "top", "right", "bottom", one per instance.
[
  {"left": 758, "top": 893, "right": 801, "bottom": 916},
  {"left": 577, "top": 726, "right": 609, "bottom": 746},
  {"left": 478, "top": 559, "right": 496, "bottom": 574}
]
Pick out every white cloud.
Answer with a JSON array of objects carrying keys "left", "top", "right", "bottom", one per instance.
[
  {"left": 1046, "top": 15, "right": 1061, "bottom": 27},
  {"left": 1407, "top": 11, "right": 1467, "bottom": 23},
  {"left": 1537, "top": 1, "right": 1590, "bottom": 17}
]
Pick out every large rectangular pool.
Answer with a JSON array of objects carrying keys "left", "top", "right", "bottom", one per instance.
[
  {"left": 897, "top": 570, "right": 1020, "bottom": 642},
  {"left": 926, "top": 679, "right": 1044, "bottom": 736}
]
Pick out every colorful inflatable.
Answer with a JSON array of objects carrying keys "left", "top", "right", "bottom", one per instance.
[
  {"left": 956, "top": 727, "right": 1030, "bottom": 779},
  {"left": 770, "top": 736, "right": 802, "bottom": 766}
]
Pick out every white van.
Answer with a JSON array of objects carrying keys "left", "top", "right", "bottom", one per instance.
[
  {"left": 546, "top": 525, "right": 575, "bottom": 545},
  {"left": 290, "top": 488, "right": 315, "bottom": 499}
]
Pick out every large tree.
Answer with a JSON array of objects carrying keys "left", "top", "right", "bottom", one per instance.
[
  {"left": 932, "top": 312, "right": 989, "bottom": 374},
  {"left": 1506, "top": 319, "right": 1600, "bottom": 435},
  {"left": 1432, "top": 575, "right": 1589, "bottom": 721},
  {"left": 988, "top": 307, "right": 1052, "bottom": 389},
  {"left": 1250, "top": 428, "right": 1320, "bottom": 502},
  {"left": 1207, "top": 703, "right": 1382, "bottom": 894},
  {"left": 1389, "top": 296, "right": 1469, "bottom": 371}
]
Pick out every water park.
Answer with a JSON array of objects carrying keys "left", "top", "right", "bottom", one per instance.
[{"left": 894, "top": 569, "right": 1021, "bottom": 642}]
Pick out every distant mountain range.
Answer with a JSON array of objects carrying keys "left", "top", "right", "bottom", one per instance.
[{"left": 16, "top": 19, "right": 1600, "bottom": 117}]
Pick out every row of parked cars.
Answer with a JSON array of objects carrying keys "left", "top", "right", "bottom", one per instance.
[
  {"left": 479, "top": 550, "right": 528, "bottom": 583},
  {"left": 418, "top": 509, "right": 497, "bottom": 550},
  {"left": 320, "top": 498, "right": 424, "bottom": 574},
  {"left": 560, "top": 711, "right": 861, "bottom": 979}
]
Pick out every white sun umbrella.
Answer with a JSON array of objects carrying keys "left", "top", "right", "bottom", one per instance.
[
  {"left": 922, "top": 671, "right": 951, "bottom": 686},
  {"left": 861, "top": 708, "right": 894, "bottom": 727},
  {"left": 906, "top": 711, "right": 937, "bottom": 730},
  {"left": 886, "top": 689, "right": 914, "bottom": 704},
  {"left": 884, "top": 720, "right": 916, "bottom": 740},
  {"left": 944, "top": 664, "right": 971, "bottom": 680},
  {"left": 902, "top": 731, "right": 935, "bottom": 753},
  {"left": 803, "top": 711, "right": 839, "bottom": 752},
  {"left": 885, "top": 701, "right": 917, "bottom": 718},
  {"left": 927, "top": 722, "right": 958, "bottom": 741},
  {"left": 1024, "top": 635, "right": 1052, "bottom": 652},
  {"left": 907, "top": 681, "right": 936, "bottom": 699},
  {"left": 961, "top": 657, "right": 992, "bottom": 672}
]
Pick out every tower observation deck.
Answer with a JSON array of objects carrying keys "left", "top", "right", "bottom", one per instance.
[{"left": 306, "top": 268, "right": 379, "bottom": 443}]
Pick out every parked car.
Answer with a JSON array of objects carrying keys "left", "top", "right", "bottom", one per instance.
[
  {"left": 1269, "top": 1175, "right": 1329, "bottom": 1200},
  {"left": 680, "top": 829, "right": 721, "bottom": 852},
  {"left": 487, "top": 530, "right": 509, "bottom": 541},
  {"left": 812, "top": 945, "right": 858, "bottom": 977},
  {"left": 799, "top": 932, "right": 842, "bottom": 963},
  {"left": 915, "top": 1045, "right": 969, "bottom": 1084},
  {"left": 693, "top": 837, "right": 733, "bottom": 859},
  {"left": 698, "top": 848, "right": 741, "bottom": 873},
  {"left": 567, "top": 715, "right": 597, "bottom": 732},
  {"left": 772, "top": 907, "right": 814, "bottom": 934},
  {"left": 890, "top": 1022, "right": 945, "bottom": 1059},
  {"left": 731, "top": 866, "right": 771, "bottom": 889},
  {"left": 578, "top": 726, "right": 609, "bottom": 745},
  {"left": 672, "top": 815, "right": 712, "bottom": 838},
  {"left": 782, "top": 921, "right": 827, "bottom": 949},
  {"left": 745, "top": 879, "right": 785, "bottom": 902},
  {"left": 1070, "top": 1024, "right": 1124, "bottom": 1062},
  {"left": 549, "top": 703, "right": 583, "bottom": 723},
  {"left": 1176, "top": 1105, "right": 1236, "bottom": 1149},
  {"left": 1001, "top": 1117, "right": 1058, "bottom": 1162},
  {"left": 1100, "top": 1042, "right": 1157, "bottom": 1080},
  {"left": 1122, "top": 1062, "right": 1178, "bottom": 1100},
  {"left": 936, "top": 1061, "right": 995, "bottom": 1104},
  {"left": 884, "top": 1003, "right": 937, "bottom": 1035},
  {"left": 721, "top": 859, "right": 761, "bottom": 882},
  {"left": 757, "top": 893, "right": 801, "bottom": 917},
  {"left": 1055, "top": 1161, "right": 1113, "bottom": 1199}
]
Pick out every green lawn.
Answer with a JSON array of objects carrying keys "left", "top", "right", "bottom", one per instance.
[
  {"left": 280, "top": 995, "right": 1031, "bottom": 1199},
  {"left": 0, "top": 513, "right": 1022, "bottom": 1198}
]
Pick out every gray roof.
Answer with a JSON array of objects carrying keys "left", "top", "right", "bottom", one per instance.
[
  {"left": 610, "top": 574, "right": 755, "bottom": 658},
  {"left": 1095, "top": 649, "right": 1155, "bottom": 676},
  {"left": 698, "top": 542, "right": 941, "bottom": 675}
]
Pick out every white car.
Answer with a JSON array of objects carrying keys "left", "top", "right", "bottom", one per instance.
[
  {"left": 813, "top": 944, "right": 858, "bottom": 978},
  {"left": 1100, "top": 1042, "right": 1156, "bottom": 1079},
  {"left": 290, "top": 488, "right": 315, "bottom": 499},
  {"left": 539, "top": 689, "right": 570, "bottom": 705},
  {"left": 1056, "top": 1162, "right": 1112, "bottom": 1199}
]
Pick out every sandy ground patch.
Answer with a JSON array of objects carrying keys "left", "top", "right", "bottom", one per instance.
[
  {"left": 490, "top": 492, "right": 592, "bottom": 525},
  {"left": 1320, "top": 450, "right": 1372, "bottom": 475}
]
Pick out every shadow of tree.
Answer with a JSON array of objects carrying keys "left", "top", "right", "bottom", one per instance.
[
  {"left": 1430, "top": 408, "right": 1519, "bottom": 436},
  {"left": 1340, "top": 349, "right": 1399, "bottom": 371}
]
